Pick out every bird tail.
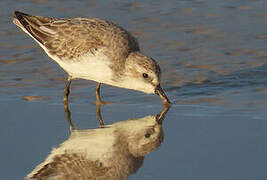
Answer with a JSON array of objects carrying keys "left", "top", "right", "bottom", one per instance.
[{"left": 13, "top": 11, "right": 54, "bottom": 45}]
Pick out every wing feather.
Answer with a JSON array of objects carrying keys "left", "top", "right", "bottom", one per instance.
[
  {"left": 27, "top": 153, "right": 111, "bottom": 180},
  {"left": 13, "top": 11, "right": 139, "bottom": 62}
]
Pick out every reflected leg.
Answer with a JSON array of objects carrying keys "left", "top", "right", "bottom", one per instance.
[
  {"left": 63, "top": 77, "right": 75, "bottom": 131},
  {"left": 65, "top": 96, "right": 104, "bottom": 129},
  {"left": 63, "top": 97, "right": 75, "bottom": 131},
  {"left": 95, "top": 83, "right": 113, "bottom": 105},
  {"left": 96, "top": 103, "right": 105, "bottom": 127}
]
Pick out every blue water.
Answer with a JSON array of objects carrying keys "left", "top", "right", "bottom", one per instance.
[{"left": 1, "top": 0, "right": 267, "bottom": 179}]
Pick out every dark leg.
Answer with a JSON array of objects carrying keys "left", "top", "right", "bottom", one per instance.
[
  {"left": 95, "top": 82, "right": 102, "bottom": 104},
  {"left": 63, "top": 77, "right": 72, "bottom": 104}
]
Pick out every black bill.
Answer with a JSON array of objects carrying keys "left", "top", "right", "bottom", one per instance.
[{"left": 155, "top": 84, "right": 171, "bottom": 106}]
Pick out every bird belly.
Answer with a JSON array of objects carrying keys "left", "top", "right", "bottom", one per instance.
[
  {"left": 50, "top": 53, "right": 115, "bottom": 84},
  {"left": 60, "top": 60, "right": 112, "bottom": 82}
]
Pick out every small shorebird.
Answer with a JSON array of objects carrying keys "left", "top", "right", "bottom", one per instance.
[
  {"left": 26, "top": 106, "right": 169, "bottom": 180},
  {"left": 13, "top": 11, "right": 170, "bottom": 105}
]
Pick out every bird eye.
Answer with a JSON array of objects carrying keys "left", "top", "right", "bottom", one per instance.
[
  {"left": 145, "top": 133, "right": 151, "bottom": 138},
  {"left": 142, "top": 73, "right": 148, "bottom": 79}
]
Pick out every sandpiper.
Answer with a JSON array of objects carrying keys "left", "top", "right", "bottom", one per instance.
[
  {"left": 13, "top": 11, "right": 170, "bottom": 106},
  {"left": 26, "top": 107, "right": 169, "bottom": 180}
]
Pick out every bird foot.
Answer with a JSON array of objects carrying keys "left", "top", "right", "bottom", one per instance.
[{"left": 93, "top": 100, "right": 113, "bottom": 105}]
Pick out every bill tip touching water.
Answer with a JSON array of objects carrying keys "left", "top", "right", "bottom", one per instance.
[{"left": 13, "top": 11, "right": 171, "bottom": 106}]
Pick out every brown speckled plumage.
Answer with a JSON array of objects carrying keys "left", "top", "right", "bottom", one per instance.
[
  {"left": 125, "top": 52, "right": 161, "bottom": 80},
  {"left": 13, "top": 12, "right": 139, "bottom": 62},
  {"left": 13, "top": 11, "right": 171, "bottom": 104},
  {"left": 34, "top": 153, "right": 111, "bottom": 180}
]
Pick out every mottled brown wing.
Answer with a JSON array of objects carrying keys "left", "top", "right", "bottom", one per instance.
[
  {"left": 13, "top": 11, "right": 139, "bottom": 61},
  {"left": 28, "top": 153, "right": 111, "bottom": 180}
]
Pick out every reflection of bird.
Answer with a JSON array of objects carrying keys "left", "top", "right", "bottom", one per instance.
[
  {"left": 13, "top": 11, "right": 170, "bottom": 106},
  {"left": 26, "top": 113, "right": 168, "bottom": 180}
]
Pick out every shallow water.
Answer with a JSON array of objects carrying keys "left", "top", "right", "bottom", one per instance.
[{"left": 1, "top": 0, "right": 267, "bottom": 179}]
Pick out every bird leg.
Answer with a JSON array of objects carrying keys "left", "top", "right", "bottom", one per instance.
[
  {"left": 95, "top": 82, "right": 102, "bottom": 103},
  {"left": 63, "top": 77, "right": 72, "bottom": 104}
]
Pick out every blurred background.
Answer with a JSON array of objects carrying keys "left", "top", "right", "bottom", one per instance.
[{"left": 0, "top": 0, "right": 267, "bottom": 179}]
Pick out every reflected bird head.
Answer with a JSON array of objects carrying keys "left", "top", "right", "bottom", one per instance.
[
  {"left": 116, "top": 106, "right": 170, "bottom": 157},
  {"left": 120, "top": 116, "right": 164, "bottom": 157}
]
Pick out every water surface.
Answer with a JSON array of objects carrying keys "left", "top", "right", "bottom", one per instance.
[{"left": 1, "top": 0, "right": 267, "bottom": 180}]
